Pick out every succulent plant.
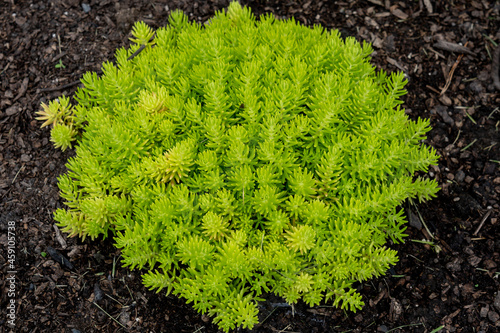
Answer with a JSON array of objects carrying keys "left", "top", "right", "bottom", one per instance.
[{"left": 40, "top": 2, "right": 439, "bottom": 331}]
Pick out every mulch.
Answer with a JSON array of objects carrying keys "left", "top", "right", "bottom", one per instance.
[{"left": 0, "top": 0, "right": 499, "bottom": 332}]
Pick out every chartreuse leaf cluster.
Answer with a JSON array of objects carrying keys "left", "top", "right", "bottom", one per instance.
[{"left": 40, "top": 2, "right": 439, "bottom": 331}]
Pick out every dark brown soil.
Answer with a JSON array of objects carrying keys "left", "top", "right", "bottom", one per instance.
[{"left": 1, "top": 1, "right": 499, "bottom": 332}]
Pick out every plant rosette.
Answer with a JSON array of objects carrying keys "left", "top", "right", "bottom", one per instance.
[{"left": 38, "top": 2, "right": 439, "bottom": 331}]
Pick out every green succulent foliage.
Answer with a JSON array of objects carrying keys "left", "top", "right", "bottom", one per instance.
[
  {"left": 40, "top": 2, "right": 439, "bottom": 331},
  {"left": 36, "top": 96, "right": 79, "bottom": 151}
]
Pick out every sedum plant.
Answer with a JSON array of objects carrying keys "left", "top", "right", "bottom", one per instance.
[{"left": 38, "top": 2, "right": 439, "bottom": 331}]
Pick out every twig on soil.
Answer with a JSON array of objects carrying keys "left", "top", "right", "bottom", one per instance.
[
  {"left": 429, "top": 326, "right": 445, "bottom": 333},
  {"left": 460, "top": 139, "right": 477, "bottom": 152},
  {"left": 488, "top": 107, "right": 499, "bottom": 119},
  {"left": 260, "top": 306, "right": 280, "bottom": 327},
  {"left": 427, "top": 46, "right": 445, "bottom": 59},
  {"left": 0, "top": 62, "right": 10, "bottom": 76},
  {"left": 411, "top": 239, "right": 442, "bottom": 254},
  {"left": 105, "top": 293, "right": 126, "bottom": 308},
  {"left": 386, "top": 323, "right": 425, "bottom": 332},
  {"left": 438, "top": 238, "right": 452, "bottom": 253},
  {"left": 112, "top": 255, "right": 120, "bottom": 278},
  {"left": 39, "top": 80, "right": 82, "bottom": 93},
  {"left": 192, "top": 326, "right": 205, "bottom": 333},
  {"left": 11, "top": 163, "right": 25, "bottom": 184},
  {"left": 473, "top": 208, "right": 493, "bottom": 236},
  {"left": 39, "top": 34, "right": 156, "bottom": 93},
  {"left": 465, "top": 110, "right": 477, "bottom": 124},
  {"left": 452, "top": 129, "right": 461, "bottom": 145},
  {"left": 426, "top": 85, "right": 441, "bottom": 94},
  {"left": 492, "top": 43, "right": 500, "bottom": 90},
  {"left": 274, "top": 324, "right": 297, "bottom": 333},
  {"left": 483, "top": 142, "right": 497, "bottom": 151},
  {"left": 412, "top": 204, "right": 435, "bottom": 239},
  {"left": 121, "top": 277, "right": 136, "bottom": 301},
  {"left": 383, "top": 278, "right": 391, "bottom": 299},
  {"left": 126, "top": 33, "right": 155, "bottom": 61},
  {"left": 386, "top": 56, "right": 406, "bottom": 72},
  {"left": 440, "top": 42, "right": 468, "bottom": 96},
  {"left": 51, "top": 52, "right": 67, "bottom": 63},
  {"left": 53, "top": 224, "right": 68, "bottom": 249},
  {"left": 408, "top": 254, "right": 425, "bottom": 264}
]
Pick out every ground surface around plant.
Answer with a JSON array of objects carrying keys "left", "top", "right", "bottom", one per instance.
[{"left": 1, "top": 0, "right": 499, "bottom": 332}]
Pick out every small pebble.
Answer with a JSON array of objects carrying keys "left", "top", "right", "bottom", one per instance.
[
  {"left": 477, "top": 70, "right": 490, "bottom": 81},
  {"left": 480, "top": 306, "right": 489, "bottom": 318},
  {"left": 464, "top": 175, "right": 474, "bottom": 183},
  {"left": 468, "top": 80, "right": 484, "bottom": 94},
  {"left": 94, "top": 283, "right": 104, "bottom": 302},
  {"left": 488, "top": 310, "right": 499, "bottom": 323},
  {"left": 377, "top": 325, "right": 388, "bottom": 332},
  {"left": 434, "top": 105, "right": 454, "bottom": 126},
  {"left": 82, "top": 3, "right": 91, "bottom": 13},
  {"left": 455, "top": 170, "right": 465, "bottom": 183},
  {"left": 439, "top": 94, "right": 452, "bottom": 106},
  {"left": 119, "top": 310, "right": 130, "bottom": 326},
  {"left": 445, "top": 257, "right": 462, "bottom": 272},
  {"left": 494, "top": 292, "right": 500, "bottom": 312},
  {"left": 409, "top": 211, "right": 422, "bottom": 230}
]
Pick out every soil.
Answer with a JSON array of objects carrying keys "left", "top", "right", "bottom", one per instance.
[{"left": 1, "top": 0, "right": 499, "bottom": 332}]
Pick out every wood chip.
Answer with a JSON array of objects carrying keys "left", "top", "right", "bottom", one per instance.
[
  {"left": 364, "top": 16, "right": 380, "bottom": 29},
  {"left": 5, "top": 105, "right": 19, "bottom": 116},
  {"left": 423, "top": 0, "right": 433, "bottom": 13},
  {"left": 433, "top": 40, "right": 475, "bottom": 55},
  {"left": 372, "top": 36, "right": 384, "bottom": 49},
  {"left": 391, "top": 7, "right": 408, "bottom": 20},
  {"left": 375, "top": 12, "right": 391, "bottom": 18},
  {"left": 51, "top": 52, "right": 67, "bottom": 63},
  {"left": 13, "top": 77, "right": 29, "bottom": 102}
]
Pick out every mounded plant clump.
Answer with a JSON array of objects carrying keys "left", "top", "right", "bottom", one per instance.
[{"left": 38, "top": 2, "right": 439, "bottom": 331}]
